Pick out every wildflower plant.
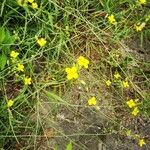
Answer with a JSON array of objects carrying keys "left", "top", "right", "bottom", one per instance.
[
  {"left": 65, "top": 56, "right": 89, "bottom": 80},
  {"left": 126, "top": 98, "right": 140, "bottom": 116},
  {"left": 0, "top": 0, "right": 149, "bottom": 149}
]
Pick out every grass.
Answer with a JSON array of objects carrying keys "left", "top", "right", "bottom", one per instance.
[{"left": 0, "top": 0, "right": 150, "bottom": 149}]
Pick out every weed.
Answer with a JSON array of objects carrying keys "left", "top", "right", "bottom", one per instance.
[{"left": 0, "top": 0, "right": 150, "bottom": 149}]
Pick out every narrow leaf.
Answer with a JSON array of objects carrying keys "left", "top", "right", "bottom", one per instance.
[
  {"left": 0, "top": 54, "right": 7, "bottom": 70},
  {"left": 66, "top": 141, "right": 72, "bottom": 150}
]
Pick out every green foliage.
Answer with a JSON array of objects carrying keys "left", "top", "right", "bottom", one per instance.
[
  {"left": 0, "top": 27, "right": 15, "bottom": 70},
  {"left": 0, "top": 0, "right": 149, "bottom": 149},
  {"left": 0, "top": 54, "right": 7, "bottom": 70},
  {"left": 0, "top": 27, "right": 5, "bottom": 43},
  {"left": 66, "top": 141, "right": 72, "bottom": 150}
]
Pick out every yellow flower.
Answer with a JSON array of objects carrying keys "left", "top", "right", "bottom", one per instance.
[
  {"left": 37, "top": 38, "right": 47, "bottom": 47},
  {"left": 24, "top": 77, "right": 32, "bottom": 85},
  {"left": 114, "top": 72, "right": 121, "bottom": 79},
  {"left": 105, "top": 80, "right": 111, "bottom": 86},
  {"left": 65, "top": 66, "right": 79, "bottom": 80},
  {"left": 139, "top": 139, "right": 146, "bottom": 147},
  {"left": 126, "top": 99, "right": 136, "bottom": 108},
  {"left": 107, "top": 14, "right": 117, "bottom": 25},
  {"left": 7, "top": 99, "right": 14, "bottom": 108},
  {"left": 17, "top": 63, "right": 24, "bottom": 72},
  {"left": 10, "top": 51, "right": 19, "bottom": 59},
  {"left": 31, "top": 2, "right": 38, "bottom": 9},
  {"left": 77, "top": 56, "right": 89, "bottom": 69},
  {"left": 126, "top": 130, "right": 131, "bottom": 136},
  {"left": 88, "top": 97, "right": 97, "bottom": 106},
  {"left": 134, "top": 22, "right": 146, "bottom": 32},
  {"left": 137, "top": 0, "right": 147, "bottom": 5},
  {"left": 28, "top": 0, "right": 34, "bottom": 3},
  {"left": 122, "top": 80, "right": 129, "bottom": 88},
  {"left": 131, "top": 107, "right": 139, "bottom": 116}
]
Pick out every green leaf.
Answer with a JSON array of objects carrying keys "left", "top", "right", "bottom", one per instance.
[
  {"left": 45, "top": 90, "right": 67, "bottom": 104},
  {"left": 2, "top": 30, "right": 15, "bottom": 53},
  {"left": 48, "top": 13, "right": 54, "bottom": 30},
  {"left": 0, "top": 54, "right": 7, "bottom": 70},
  {"left": 66, "top": 141, "right": 72, "bottom": 150},
  {"left": 123, "top": 56, "right": 133, "bottom": 65},
  {"left": 0, "top": 27, "right": 5, "bottom": 43}
]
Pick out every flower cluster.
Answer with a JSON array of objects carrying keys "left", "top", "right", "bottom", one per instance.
[
  {"left": 106, "top": 5, "right": 149, "bottom": 33},
  {"left": 17, "top": 0, "right": 38, "bottom": 9},
  {"left": 105, "top": 72, "right": 129, "bottom": 88},
  {"left": 105, "top": 70, "right": 141, "bottom": 129},
  {"left": 10, "top": 50, "right": 32, "bottom": 86},
  {"left": 126, "top": 130, "right": 146, "bottom": 147},
  {"left": 133, "top": 11, "right": 150, "bottom": 32},
  {"left": 65, "top": 56, "right": 89, "bottom": 80},
  {"left": 126, "top": 99, "right": 139, "bottom": 116},
  {"left": 65, "top": 56, "right": 96, "bottom": 106}
]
